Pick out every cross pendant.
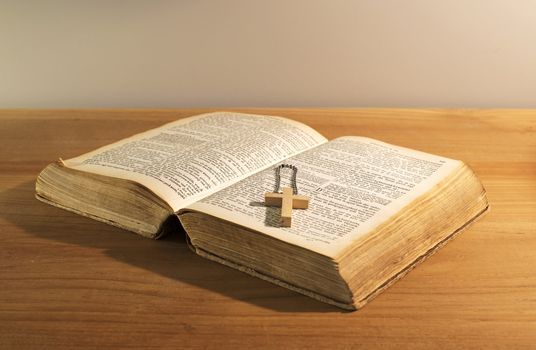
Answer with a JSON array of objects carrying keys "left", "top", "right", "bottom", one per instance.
[{"left": 264, "top": 187, "right": 310, "bottom": 227}]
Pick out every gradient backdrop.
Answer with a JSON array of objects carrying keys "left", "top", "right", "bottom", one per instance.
[{"left": 2, "top": 0, "right": 535, "bottom": 108}]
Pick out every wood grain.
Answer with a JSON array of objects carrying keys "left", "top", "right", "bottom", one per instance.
[{"left": 1, "top": 109, "right": 535, "bottom": 349}]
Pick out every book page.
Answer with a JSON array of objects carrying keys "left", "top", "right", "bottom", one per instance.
[
  {"left": 183, "top": 136, "right": 462, "bottom": 257},
  {"left": 64, "top": 112, "right": 327, "bottom": 211}
]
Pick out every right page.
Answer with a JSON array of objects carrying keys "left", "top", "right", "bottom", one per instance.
[{"left": 183, "top": 137, "right": 462, "bottom": 258}]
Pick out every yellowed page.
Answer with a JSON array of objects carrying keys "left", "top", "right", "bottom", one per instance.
[
  {"left": 64, "top": 112, "right": 327, "bottom": 211},
  {"left": 183, "top": 136, "right": 461, "bottom": 258}
]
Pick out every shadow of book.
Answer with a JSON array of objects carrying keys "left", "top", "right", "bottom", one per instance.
[{"left": 0, "top": 180, "right": 340, "bottom": 313}]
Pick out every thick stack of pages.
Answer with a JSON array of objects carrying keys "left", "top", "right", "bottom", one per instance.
[{"left": 36, "top": 112, "right": 488, "bottom": 309}]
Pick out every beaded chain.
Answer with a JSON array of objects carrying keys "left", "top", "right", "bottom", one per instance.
[{"left": 273, "top": 164, "right": 299, "bottom": 195}]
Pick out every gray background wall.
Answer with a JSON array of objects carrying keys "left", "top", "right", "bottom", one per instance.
[{"left": 2, "top": 0, "right": 535, "bottom": 108}]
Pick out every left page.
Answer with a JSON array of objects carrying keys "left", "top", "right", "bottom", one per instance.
[{"left": 64, "top": 112, "right": 327, "bottom": 211}]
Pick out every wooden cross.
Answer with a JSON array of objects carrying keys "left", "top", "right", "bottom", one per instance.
[{"left": 264, "top": 187, "right": 309, "bottom": 227}]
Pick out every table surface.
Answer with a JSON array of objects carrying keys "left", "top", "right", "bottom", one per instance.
[{"left": 1, "top": 109, "right": 535, "bottom": 349}]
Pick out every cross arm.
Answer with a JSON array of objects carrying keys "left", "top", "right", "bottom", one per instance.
[{"left": 264, "top": 192, "right": 310, "bottom": 209}]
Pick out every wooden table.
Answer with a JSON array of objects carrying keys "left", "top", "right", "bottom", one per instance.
[{"left": 1, "top": 109, "right": 535, "bottom": 349}]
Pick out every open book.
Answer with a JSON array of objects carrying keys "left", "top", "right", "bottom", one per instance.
[{"left": 36, "top": 112, "right": 489, "bottom": 310}]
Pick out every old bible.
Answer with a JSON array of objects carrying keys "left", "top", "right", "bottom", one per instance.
[{"left": 35, "top": 112, "right": 489, "bottom": 310}]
